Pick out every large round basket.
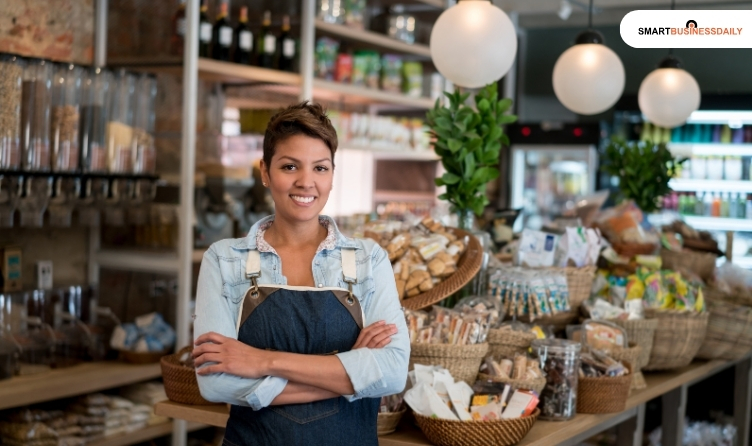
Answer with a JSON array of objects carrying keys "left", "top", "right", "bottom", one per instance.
[
  {"left": 409, "top": 343, "right": 489, "bottom": 386},
  {"left": 643, "top": 310, "right": 709, "bottom": 371},
  {"left": 487, "top": 328, "right": 536, "bottom": 359},
  {"left": 377, "top": 409, "right": 406, "bottom": 436},
  {"left": 609, "top": 318, "right": 658, "bottom": 371},
  {"left": 696, "top": 291, "right": 752, "bottom": 360},
  {"left": 413, "top": 409, "right": 539, "bottom": 446},
  {"left": 161, "top": 346, "right": 220, "bottom": 405},
  {"left": 611, "top": 242, "right": 658, "bottom": 258},
  {"left": 660, "top": 248, "right": 717, "bottom": 282},
  {"left": 401, "top": 228, "right": 483, "bottom": 310},
  {"left": 518, "top": 266, "right": 596, "bottom": 330},
  {"left": 476, "top": 373, "right": 546, "bottom": 394},
  {"left": 119, "top": 348, "right": 169, "bottom": 364},
  {"left": 608, "top": 343, "right": 642, "bottom": 391},
  {"left": 577, "top": 363, "right": 632, "bottom": 414}
]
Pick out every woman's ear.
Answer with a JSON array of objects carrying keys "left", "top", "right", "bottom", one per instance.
[{"left": 259, "top": 160, "right": 270, "bottom": 187}]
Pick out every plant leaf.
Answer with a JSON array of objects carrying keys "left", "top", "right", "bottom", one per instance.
[
  {"left": 448, "top": 139, "right": 462, "bottom": 153},
  {"left": 441, "top": 172, "right": 461, "bottom": 185},
  {"left": 463, "top": 153, "right": 476, "bottom": 180}
]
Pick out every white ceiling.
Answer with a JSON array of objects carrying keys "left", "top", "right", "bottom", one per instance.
[{"left": 493, "top": 0, "right": 752, "bottom": 28}]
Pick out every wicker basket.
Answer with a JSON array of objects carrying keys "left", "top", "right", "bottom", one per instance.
[
  {"left": 518, "top": 266, "right": 596, "bottom": 329},
  {"left": 696, "top": 294, "right": 752, "bottom": 360},
  {"left": 577, "top": 362, "right": 632, "bottom": 414},
  {"left": 609, "top": 318, "right": 658, "bottom": 371},
  {"left": 661, "top": 248, "right": 717, "bottom": 282},
  {"left": 608, "top": 343, "right": 642, "bottom": 392},
  {"left": 161, "top": 346, "right": 219, "bottom": 405},
  {"left": 643, "top": 309, "right": 709, "bottom": 371},
  {"left": 476, "top": 373, "right": 546, "bottom": 394},
  {"left": 611, "top": 242, "right": 659, "bottom": 258},
  {"left": 402, "top": 228, "right": 483, "bottom": 311},
  {"left": 409, "top": 343, "right": 489, "bottom": 385},
  {"left": 119, "top": 349, "right": 169, "bottom": 364},
  {"left": 413, "top": 409, "right": 539, "bottom": 446},
  {"left": 377, "top": 409, "right": 406, "bottom": 436},
  {"left": 487, "top": 328, "right": 536, "bottom": 359}
]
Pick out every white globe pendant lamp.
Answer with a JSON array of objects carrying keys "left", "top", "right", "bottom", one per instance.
[
  {"left": 430, "top": 0, "right": 518, "bottom": 89},
  {"left": 552, "top": 1, "right": 625, "bottom": 115},
  {"left": 638, "top": 55, "right": 701, "bottom": 129}
]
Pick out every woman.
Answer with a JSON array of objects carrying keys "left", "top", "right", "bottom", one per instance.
[{"left": 192, "top": 102, "right": 410, "bottom": 446}]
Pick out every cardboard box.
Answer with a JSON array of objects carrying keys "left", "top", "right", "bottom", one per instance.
[{"left": 1, "top": 246, "right": 22, "bottom": 292}]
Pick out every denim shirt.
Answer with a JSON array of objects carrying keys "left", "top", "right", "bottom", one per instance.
[{"left": 193, "top": 215, "right": 410, "bottom": 410}]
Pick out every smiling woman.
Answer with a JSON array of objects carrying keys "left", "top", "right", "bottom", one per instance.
[{"left": 192, "top": 102, "right": 410, "bottom": 446}]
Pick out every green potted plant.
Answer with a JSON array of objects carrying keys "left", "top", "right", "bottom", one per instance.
[
  {"left": 425, "top": 83, "right": 517, "bottom": 229},
  {"left": 602, "top": 137, "right": 687, "bottom": 213}
]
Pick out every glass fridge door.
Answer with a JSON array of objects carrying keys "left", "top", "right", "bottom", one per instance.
[{"left": 511, "top": 144, "right": 597, "bottom": 231}]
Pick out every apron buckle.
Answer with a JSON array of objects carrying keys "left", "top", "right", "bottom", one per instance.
[
  {"left": 344, "top": 279, "right": 355, "bottom": 305},
  {"left": 249, "top": 276, "right": 260, "bottom": 299}
]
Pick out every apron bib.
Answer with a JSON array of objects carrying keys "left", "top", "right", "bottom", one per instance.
[{"left": 223, "top": 249, "right": 379, "bottom": 446}]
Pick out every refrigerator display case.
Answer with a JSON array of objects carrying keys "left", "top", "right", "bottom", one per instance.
[{"left": 507, "top": 124, "right": 600, "bottom": 231}]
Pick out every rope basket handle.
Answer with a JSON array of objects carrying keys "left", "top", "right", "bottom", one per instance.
[{"left": 164, "top": 345, "right": 195, "bottom": 366}]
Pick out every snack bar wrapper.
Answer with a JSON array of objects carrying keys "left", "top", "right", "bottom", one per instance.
[
  {"left": 516, "top": 229, "right": 559, "bottom": 268},
  {"left": 405, "top": 382, "right": 458, "bottom": 420},
  {"left": 555, "top": 227, "right": 601, "bottom": 268}
]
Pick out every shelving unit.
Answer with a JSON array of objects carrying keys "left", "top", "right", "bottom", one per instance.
[
  {"left": 314, "top": 20, "right": 432, "bottom": 57},
  {"left": 682, "top": 216, "right": 751, "bottom": 232},
  {"left": 670, "top": 179, "right": 752, "bottom": 194},
  {"left": 87, "top": 421, "right": 208, "bottom": 446},
  {"left": 0, "top": 362, "right": 161, "bottom": 410},
  {"left": 668, "top": 142, "right": 752, "bottom": 157}
]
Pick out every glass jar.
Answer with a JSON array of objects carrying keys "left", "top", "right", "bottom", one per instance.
[
  {"left": 132, "top": 74, "right": 157, "bottom": 175},
  {"left": 8, "top": 291, "right": 52, "bottom": 375},
  {"left": 79, "top": 67, "right": 111, "bottom": 173},
  {"left": 0, "top": 54, "right": 23, "bottom": 170},
  {"left": 21, "top": 59, "right": 53, "bottom": 171},
  {"left": 0, "top": 293, "right": 19, "bottom": 380},
  {"left": 106, "top": 70, "right": 136, "bottom": 173},
  {"left": 533, "top": 338, "right": 581, "bottom": 421},
  {"left": 51, "top": 64, "right": 82, "bottom": 172}
]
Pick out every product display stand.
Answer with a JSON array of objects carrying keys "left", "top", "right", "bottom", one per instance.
[{"left": 154, "top": 354, "right": 752, "bottom": 446}]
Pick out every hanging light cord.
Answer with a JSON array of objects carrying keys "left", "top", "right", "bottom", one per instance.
[{"left": 588, "top": 0, "right": 594, "bottom": 29}]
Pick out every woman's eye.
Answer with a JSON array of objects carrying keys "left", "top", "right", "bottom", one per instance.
[
  {"left": 281, "top": 164, "right": 296, "bottom": 171},
  {"left": 315, "top": 165, "right": 329, "bottom": 172}
]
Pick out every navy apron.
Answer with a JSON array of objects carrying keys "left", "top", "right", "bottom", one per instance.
[{"left": 222, "top": 248, "right": 379, "bottom": 446}]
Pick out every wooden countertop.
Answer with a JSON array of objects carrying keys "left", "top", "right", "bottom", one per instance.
[{"left": 154, "top": 357, "right": 744, "bottom": 445}]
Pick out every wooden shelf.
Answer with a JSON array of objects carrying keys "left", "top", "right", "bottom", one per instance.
[
  {"left": 315, "top": 20, "right": 432, "bottom": 58},
  {"left": 155, "top": 401, "right": 230, "bottom": 428},
  {"left": 87, "top": 421, "right": 209, "bottom": 446},
  {"left": 0, "top": 361, "right": 162, "bottom": 410},
  {"left": 373, "top": 190, "right": 436, "bottom": 202},
  {"left": 312, "top": 79, "right": 435, "bottom": 109}
]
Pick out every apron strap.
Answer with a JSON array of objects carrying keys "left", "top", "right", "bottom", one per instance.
[
  {"left": 245, "top": 249, "right": 261, "bottom": 278},
  {"left": 341, "top": 248, "right": 357, "bottom": 284}
]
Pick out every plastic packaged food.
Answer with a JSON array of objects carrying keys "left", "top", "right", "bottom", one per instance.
[
  {"left": 0, "top": 54, "right": 23, "bottom": 170},
  {"left": 51, "top": 63, "right": 82, "bottom": 172},
  {"left": 21, "top": 59, "right": 53, "bottom": 171},
  {"left": 79, "top": 67, "right": 111, "bottom": 172},
  {"left": 106, "top": 70, "right": 136, "bottom": 173},
  {"left": 401, "top": 61, "right": 423, "bottom": 97},
  {"left": 533, "top": 338, "right": 581, "bottom": 421},
  {"left": 314, "top": 38, "right": 340, "bottom": 80},
  {"left": 581, "top": 320, "right": 627, "bottom": 351},
  {"left": 132, "top": 74, "right": 157, "bottom": 174}
]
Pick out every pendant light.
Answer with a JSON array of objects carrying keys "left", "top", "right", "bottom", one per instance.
[
  {"left": 430, "top": 0, "right": 518, "bottom": 89},
  {"left": 637, "top": 1, "right": 700, "bottom": 128},
  {"left": 551, "top": 0, "right": 625, "bottom": 115}
]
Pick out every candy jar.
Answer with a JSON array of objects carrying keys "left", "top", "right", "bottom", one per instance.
[{"left": 533, "top": 338, "right": 581, "bottom": 421}]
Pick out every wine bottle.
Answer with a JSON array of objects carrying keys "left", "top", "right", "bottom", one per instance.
[
  {"left": 233, "top": 7, "right": 253, "bottom": 64},
  {"left": 212, "top": 2, "right": 233, "bottom": 61},
  {"left": 170, "top": 0, "right": 186, "bottom": 56},
  {"left": 277, "top": 15, "right": 296, "bottom": 72},
  {"left": 257, "top": 11, "right": 276, "bottom": 68},
  {"left": 198, "top": 0, "right": 212, "bottom": 58}
]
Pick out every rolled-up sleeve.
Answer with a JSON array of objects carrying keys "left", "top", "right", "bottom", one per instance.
[
  {"left": 335, "top": 244, "right": 410, "bottom": 400},
  {"left": 194, "top": 246, "right": 287, "bottom": 410}
]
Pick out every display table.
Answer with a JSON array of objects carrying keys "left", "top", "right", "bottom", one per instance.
[{"left": 155, "top": 355, "right": 752, "bottom": 446}]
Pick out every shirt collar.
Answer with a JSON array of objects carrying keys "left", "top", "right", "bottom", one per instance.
[{"left": 231, "top": 214, "right": 359, "bottom": 251}]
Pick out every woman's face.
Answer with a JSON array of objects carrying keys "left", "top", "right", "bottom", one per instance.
[{"left": 261, "top": 134, "right": 334, "bottom": 224}]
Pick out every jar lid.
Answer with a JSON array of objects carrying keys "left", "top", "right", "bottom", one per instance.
[{"left": 532, "top": 338, "right": 582, "bottom": 354}]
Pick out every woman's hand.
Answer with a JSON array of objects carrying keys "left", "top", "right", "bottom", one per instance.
[
  {"left": 352, "top": 321, "right": 398, "bottom": 349},
  {"left": 193, "top": 332, "right": 271, "bottom": 378}
]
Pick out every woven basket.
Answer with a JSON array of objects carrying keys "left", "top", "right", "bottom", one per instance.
[
  {"left": 577, "top": 362, "right": 632, "bottom": 414},
  {"left": 414, "top": 409, "right": 539, "bottom": 446},
  {"left": 696, "top": 294, "right": 752, "bottom": 360},
  {"left": 409, "top": 343, "right": 489, "bottom": 385},
  {"left": 119, "top": 349, "right": 169, "bottom": 364},
  {"left": 518, "top": 266, "right": 596, "bottom": 330},
  {"left": 476, "top": 373, "right": 546, "bottom": 394},
  {"left": 610, "top": 318, "right": 658, "bottom": 370},
  {"left": 161, "top": 346, "right": 219, "bottom": 405},
  {"left": 402, "top": 228, "right": 483, "bottom": 310},
  {"left": 487, "top": 328, "right": 536, "bottom": 359},
  {"left": 661, "top": 248, "right": 717, "bottom": 282},
  {"left": 611, "top": 242, "right": 658, "bottom": 258},
  {"left": 377, "top": 409, "right": 406, "bottom": 436},
  {"left": 608, "top": 343, "right": 642, "bottom": 392},
  {"left": 643, "top": 309, "right": 709, "bottom": 371}
]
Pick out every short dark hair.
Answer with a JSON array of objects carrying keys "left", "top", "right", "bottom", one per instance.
[{"left": 263, "top": 102, "right": 338, "bottom": 170}]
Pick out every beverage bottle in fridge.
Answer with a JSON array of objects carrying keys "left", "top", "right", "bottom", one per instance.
[
  {"left": 747, "top": 195, "right": 752, "bottom": 220},
  {"left": 721, "top": 192, "right": 729, "bottom": 218},
  {"left": 257, "top": 11, "right": 276, "bottom": 68},
  {"left": 212, "top": 2, "right": 233, "bottom": 61},
  {"left": 678, "top": 193, "right": 688, "bottom": 214},
  {"left": 233, "top": 7, "right": 253, "bottom": 64},
  {"left": 730, "top": 193, "right": 738, "bottom": 219},
  {"left": 695, "top": 192, "right": 705, "bottom": 216},
  {"left": 710, "top": 192, "right": 719, "bottom": 217},
  {"left": 738, "top": 193, "right": 747, "bottom": 219},
  {"left": 198, "top": 0, "right": 212, "bottom": 58},
  {"left": 686, "top": 193, "right": 696, "bottom": 216}
]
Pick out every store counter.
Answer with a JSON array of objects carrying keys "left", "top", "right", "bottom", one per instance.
[{"left": 155, "top": 355, "right": 752, "bottom": 446}]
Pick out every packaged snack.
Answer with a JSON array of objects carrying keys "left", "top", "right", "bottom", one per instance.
[
  {"left": 314, "top": 38, "right": 340, "bottom": 80},
  {"left": 401, "top": 61, "right": 423, "bottom": 97},
  {"left": 516, "top": 229, "right": 559, "bottom": 268},
  {"left": 530, "top": 278, "right": 552, "bottom": 317},
  {"left": 512, "top": 355, "right": 528, "bottom": 379},
  {"left": 626, "top": 274, "right": 645, "bottom": 301},
  {"left": 582, "top": 320, "right": 627, "bottom": 351},
  {"left": 553, "top": 275, "right": 571, "bottom": 312},
  {"left": 555, "top": 227, "right": 599, "bottom": 268}
]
